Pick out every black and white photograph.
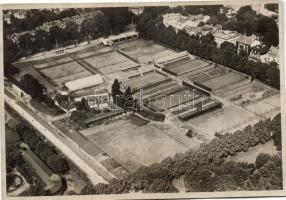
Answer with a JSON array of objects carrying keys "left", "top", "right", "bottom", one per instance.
[{"left": 1, "top": 1, "right": 285, "bottom": 199}]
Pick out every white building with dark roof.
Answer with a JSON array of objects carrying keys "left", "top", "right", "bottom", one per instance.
[
  {"left": 260, "top": 46, "right": 279, "bottom": 65},
  {"left": 236, "top": 35, "right": 260, "bottom": 54},
  {"left": 213, "top": 30, "right": 241, "bottom": 48},
  {"left": 64, "top": 74, "right": 104, "bottom": 92}
]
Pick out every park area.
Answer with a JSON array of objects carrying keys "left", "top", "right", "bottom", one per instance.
[
  {"left": 119, "top": 39, "right": 176, "bottom": 63},
  {"left": 80, "top": 113, "right": 188, "bottom": 172}
]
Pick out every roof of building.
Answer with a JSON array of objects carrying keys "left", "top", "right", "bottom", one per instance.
[
  {"left": 106, "top": 31, "right": 138, "bottom": 41},
  {"left": 236, "top": 35, "right": 257, "bottom": 45},
  {"left": 213, "top": 30, "right": 241, "bottom": 40},
  {"left": 21, "top": 149, "right": 57, "bottom": 185},
  {"left": 65, "top": 74, "right": 104, "bottom": 92},
  {"left": 267, "top": 46, "right": 279, "bottom": 57},
  {"left": 251, "top": 45, "right": 270, "bottom": 55}
]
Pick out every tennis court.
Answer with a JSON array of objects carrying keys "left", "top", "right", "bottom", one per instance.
[{"left": 39, "top": 61, "right": 92, "bottom": 85}]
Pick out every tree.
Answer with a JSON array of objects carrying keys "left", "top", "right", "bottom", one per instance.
[
  {"left": 96, "top": 15, "right": 112, "bottom": 36},
  {"left": 20, "top": 74, "right": 44, "bottom": 98},
  {"left": 4, "top": 37, "right": 21, "bottom": 64},
  {"left": 81, "top": 18, "right": 97, "bottom": 43},
  {"left": 35, "top": 142, "right": 55, "bottom": 161},
  {"left": 256, "top": 16, "right": 278, "bottom": 46},
  {"left": 34, "top": 29, "right": 50, "bottom": 51},
  {"left": 271, "top": 113, "right": 281, "bottom": 150},
  {"left": 237, "top": 5, "right": 256, "bottom": 21},
  {"left": 18, "top": 33, "right": 34, "bottom": 56},
  {"left": 123, "top": 86, "right": 134, "bottom": 111},
  {"left": 265, "top": 65, "right": 280, "bottom": 89},
  {"left": 49, "top": 25, "right": 66, "bottom": 47},
  {"left": 47, "top": 154, "right": 69, "bottom": 174},
  {"left": 255, "top": 153, "right": 271, "bottom": 169},
  {"left": 111, "top": 79, "right": 121, "bottom": 102},
  {"left": 65, "top": 21, "right": 79, "bottom": 47},
  {"left": 220, "top": 41, "right": 236, "bottom": 52}
]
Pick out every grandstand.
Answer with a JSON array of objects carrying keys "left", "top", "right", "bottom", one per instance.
[{"left": 178, "top": 99, "right": 222, "bottom": 120}]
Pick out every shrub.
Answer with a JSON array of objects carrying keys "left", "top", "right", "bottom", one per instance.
[{"left": 255, "top": 153, "right": 271, "bottom": 169}]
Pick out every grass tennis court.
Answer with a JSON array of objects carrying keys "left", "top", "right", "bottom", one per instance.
[
  {"left": 39, "top": 61, "right": 92, "bottom": 85},
  {"left": 184, "top": 104, "right": 258, "bottom": 141},
  {"left": 121, "top": 40, "right": 176, "bottom": 63},
  {"left": 34, "top": 57, "right": 73, "bottom": 69},
  {"left": 121, "top": 72, "right": 167, "bottom": 92},
  {"left": 164, "top": 58, "right": 211, "bottom": 76},
  {"left": 82, "top": 51, "right": 138, "bottom": 74},
  {"left": 80, "top": 114, "right": 188, "bottom": 172},
  {"left": 200, "top": 71, "right": 248, "bottom": 91}
]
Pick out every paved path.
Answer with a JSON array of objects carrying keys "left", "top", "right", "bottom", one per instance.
[{"left": 4, "top": 88, "right": 111, "bottom": 185}]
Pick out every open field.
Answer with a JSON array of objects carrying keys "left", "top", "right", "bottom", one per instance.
[
  {"left": 182, "top": 104, "right": 258, "bottom": 141},
  {"left": 245, "top": 94, "right": 281, "bottom": 118},
  {"left": 224, "top": 81, "right": 279, "bottom": 106},
  {"left": 120, "top": 40, "right": 176, "bottom": 63},
  {"left": 80, "top": 114, "right": 188, "bottom": 172},
  {"left": 226, "top": 140, "right": 278, "bottom": 164}
]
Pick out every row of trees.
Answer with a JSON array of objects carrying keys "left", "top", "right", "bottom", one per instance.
[
  {"left": 184, "top": 153, "right": 282, "bottom": 192},
  {"left": 4, "top": 8, "right": 135, "bottom": 66},
  {"left": 15, "top": 123, "right": 70, "bottom": 174},
  {"left": 81, "top": 113, "right": 281, "bottom": 194},
  {"left": 136, "top": 12, "right": 280, "bottom": 89},
  {"left": 4, "top": 8, "right": 79, "bottom": 35},
  {"left": 111, "top": 79, "right": 135, "bottom": 111}
]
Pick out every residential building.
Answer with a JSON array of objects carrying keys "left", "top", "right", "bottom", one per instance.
[
  {"left": 213, "top": 30, "right": 241, "bottom": 48},
  {"left": 260, "top": 46, "right": 279, "bottom": 64},
  {"left": 249, "top": 44, "right": 269, "bottom": 61},
  {"left": 129, "top": 7, "right": 144, "bottom": 16},
  {"left": 162, "top": 13, "right": 210, "bottom": 32},
  {"left": 236, "top": 35, "right": 260, "bottom": 54},
  {"left": 201, "top": 24, "right": 222, "bottom": 36}
]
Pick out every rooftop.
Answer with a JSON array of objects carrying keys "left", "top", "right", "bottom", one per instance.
[
  {"left": 65, "top": 74, "right": 104, "bottom": 92},
  {"left": 213, "top": 30, "right": 241, "bottom": 40},
  {"left": 267, "top": 46, "right": 279, "bottom": 57},
  {"left": 236, "top": 35, "right": 257, "bottom": 45}
]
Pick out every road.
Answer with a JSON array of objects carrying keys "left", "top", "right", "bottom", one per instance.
[{"left": 4, "top": 88, "right": 110, "bottom": 185}]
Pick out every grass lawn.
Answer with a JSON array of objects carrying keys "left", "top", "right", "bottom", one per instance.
[{"left": 80, "top": 114, "right": 188, "bottom": 172}]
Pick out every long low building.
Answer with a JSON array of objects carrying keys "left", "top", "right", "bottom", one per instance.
[
  {"left": 101, "top": 31, "right": 139, "bottom": 46},
  {"left": 64, "top": 74, "right": 104, "bottom": 92}
]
